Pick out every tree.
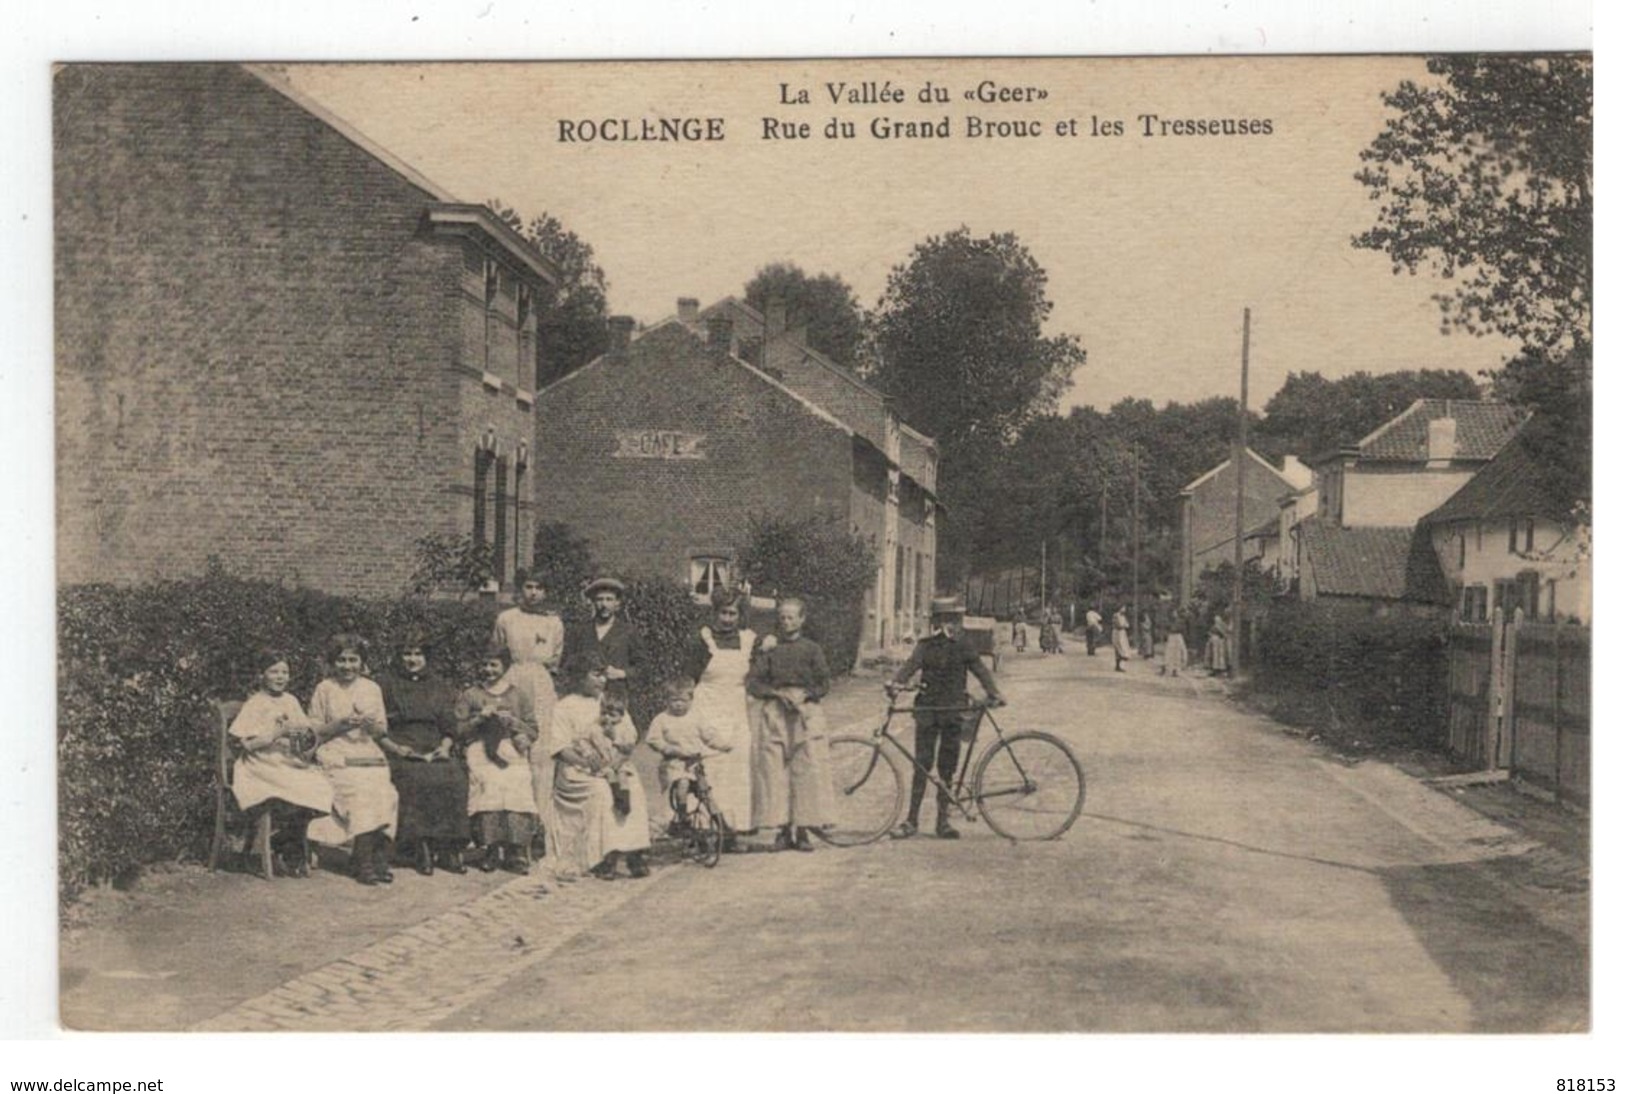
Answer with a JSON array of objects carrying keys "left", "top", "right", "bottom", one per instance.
[
  {"left": 869, "top": 229, "right": 1087, "bottom": 578},
  {"left": 1354, "top": 56, "right": 1591, "bottom": 352},
  {"left": 743, "top": 262, "right": 867, "bottom": 371},
  {"left": 1354, "top": 57, "right": 1591, "bottom": 513},
  {"left": 871, "top": 228, "right": 1083, "bottom": 454},
  {"left": 488, "top": 200, "right": 612, "bottom": 384}
]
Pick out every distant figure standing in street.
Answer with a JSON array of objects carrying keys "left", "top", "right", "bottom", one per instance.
[
  {"left": 748, "top": 598, "right": 834, "bottom": 852},
  {"left": 1084, "top": 607, "right": 1103, "bottom": 655},
  {"left": 1207, "top": 609, "right": 1232, "bottom": 676},
  {"left": 1011, "top": 612, "right": 1027, "bottom": 653},
  {"left": 1111, "top": 606, "right": 1132, "bottom": 672},
  {"left": 1160, "top": 610, "right": 1189, "bottom": 676},
  {"left": 1138, "top": 611, "right": 1155, "bottom": 659}
]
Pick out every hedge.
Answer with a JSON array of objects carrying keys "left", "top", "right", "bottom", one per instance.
[
  {"left": 1250, "top": 598, "right": 1450, "bottom": 749},
  {"left": 56, "top": 568, "right": 705, "bottom": 901}
]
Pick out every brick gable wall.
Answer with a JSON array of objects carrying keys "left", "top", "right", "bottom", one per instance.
[
  {"left": 533, "top": 325, "right": 854, "bottom": 587},
  {"left": 55, "top": 64, "right": 536, "bottom": 596}
]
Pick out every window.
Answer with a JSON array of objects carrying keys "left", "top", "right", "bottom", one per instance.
[
  {"left": 483, "top": 258, "right": 500, "bottom": 375},
  {"left": 472, "top": 447, "right": 491, "bottom": 547},
  {"left": 690, "top": 556, "right": 730, "bottom": 598},
  {"left": 1524, "top": 519, "right": 1536, "bottom": 553},
  {"left": 1507, "top": 520, "right": 1518, "bottom": 554},
  {"left": 1457, "top": 533, "right": 1466, "bottom": 569},
  {"left": 492, "top": 457, "right": 508, "bottom": 588},
  {"left": 1460, "top": 584, "right": 1489, "bottom": 623},
  {"left": 1545, "top": 579, "right": 1558, "bottom": 622},
  {"left": 1475, "top": 522, "right": 1483, "bottom": 552}
]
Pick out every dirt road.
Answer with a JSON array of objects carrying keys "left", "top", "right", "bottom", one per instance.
[{"left": 440, "top": 647, "right": 1587, "bottom": 1032}]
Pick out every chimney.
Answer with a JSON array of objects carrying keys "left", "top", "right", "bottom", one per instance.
[
  {"left": 677, "top": 297, "right": 700, "bottom": 324},
  {"left": 607, "top": 315, "right": 635, "bottom": 354},
  {"left": 1427, "top": 416, "right": 1458, "bottom": 466},
  {"left": 765, "top": 295, "right": 788, "bottom": 339},
  {"left": 706, "top": 314, "right": 735, "bottom": 356}
]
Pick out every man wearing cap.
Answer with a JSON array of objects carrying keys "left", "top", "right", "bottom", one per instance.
[
  {"left": 885, "top": 596, "right": 1005, "bottom": 839},
  {"left": 563, "top": 575, "right": 645, "bottom": 715}
]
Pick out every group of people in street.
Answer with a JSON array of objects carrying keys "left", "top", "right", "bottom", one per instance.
[
  {"left": 225, "top": 573, "right": 847, "bottom": 885},
  {"left": 1026, "top": 599, "right": 1233, "bottom": 678}
]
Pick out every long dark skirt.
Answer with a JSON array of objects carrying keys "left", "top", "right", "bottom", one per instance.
[
  {"left": 387, "top": 756, "right": 470, "bottom": 845},
  {"left": 473, "top": 810, "right": 539, "bottom": 847}
]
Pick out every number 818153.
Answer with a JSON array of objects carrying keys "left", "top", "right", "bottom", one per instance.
[{"left": 1558, "top": 1081, "right": 1615, "bottom": 1091}]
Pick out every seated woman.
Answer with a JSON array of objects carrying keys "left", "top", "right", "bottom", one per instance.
[
  {"left": 457, "top": 645, "right": 541, "bottom": 874},
  {"left": 305, "top": 633, "right": 401, "bottom": 886},
  {"left": 227, "top": 650, "right": 334, "bottom": 878},
  {"left": 379, "top": 634, "right": 470, "bottom": 875},
  {"left": 550, "top": 665, "right": 652, "bottom": 881}
]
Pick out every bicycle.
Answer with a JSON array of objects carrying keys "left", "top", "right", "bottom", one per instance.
[
  {"left": 817, "top": 687, "right": 1086, "bottom": 845},
  {"left": 665, "top": 755, "right": 726, "bottom": 868}
]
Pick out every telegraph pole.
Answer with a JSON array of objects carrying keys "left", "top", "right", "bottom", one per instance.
[
  {"left": 1131, "top": 444, "right": 1141, "bottom": 648},
  {"left": 1232, "top": 308, "right": 1251, "bottom": 673}
]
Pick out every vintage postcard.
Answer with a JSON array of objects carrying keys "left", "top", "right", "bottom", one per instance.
[{"left": 50, "top": 53, "right": 1590, "bottom": 1045}]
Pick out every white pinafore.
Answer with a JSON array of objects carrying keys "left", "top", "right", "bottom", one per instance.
[{"left": 691, "top": 626, "right": 756, "bottom": 827}]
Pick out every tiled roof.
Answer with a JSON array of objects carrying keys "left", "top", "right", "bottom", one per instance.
[
  {"left": 1421, "top": 431, "right": 1575, "bottom": 525},
  {"left": 1298, "top": 516, "right": 1451, "bottom": 604},
  {"left": 1356, "top": 399, "right": 1524, "bottom": 462}
]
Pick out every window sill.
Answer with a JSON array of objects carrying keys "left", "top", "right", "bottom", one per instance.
[{"left": 482, "top": 371, "right": 503, "bottom": 392}]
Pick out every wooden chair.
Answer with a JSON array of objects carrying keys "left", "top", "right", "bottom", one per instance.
[{"left": 207, "top": 699, "right": 276, "bottom": 880}]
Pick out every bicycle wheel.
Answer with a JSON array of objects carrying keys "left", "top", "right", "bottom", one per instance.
[
  {"left": 689, "top": 799, "right": 724, "bottom": 868},
  {"left": 973, "top": 731, "right": 1085, "bottom": 841},
  {"left": 816, "top": 735, "right": 906, "bottom": 846}
]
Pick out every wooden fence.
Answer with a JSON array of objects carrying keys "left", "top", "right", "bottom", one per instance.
[{"left": 1446, "top": 608, "right": 1589, "bottom": 807}]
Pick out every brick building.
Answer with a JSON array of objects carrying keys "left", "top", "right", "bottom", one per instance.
[
  {"left": 56, "top": 64, "right": 557, "bottom": 596},
  {"left": 534, "top": 300, "right": 940, "bottom": 648},
  {"left": 1176, "top": 449, "right": 1310, "bottom": 605}
]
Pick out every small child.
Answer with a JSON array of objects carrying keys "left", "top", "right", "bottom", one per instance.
[
  {"left": 549, "top": 663, "right": 651, "bottom": 881},
  {"left": 457, "top": 646, "right": 541, "bottom": 873},
  {"left": 646, "top": 678, "right": 732, "bottom": 829}
]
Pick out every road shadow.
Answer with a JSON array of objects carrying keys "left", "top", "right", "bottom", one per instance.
[
  {"left": 1084, "top": 811, "right": 1589, "bottom": 1031},
  {"left": 1376, "top": 859, "right": 1589, "bottom": 1032}
]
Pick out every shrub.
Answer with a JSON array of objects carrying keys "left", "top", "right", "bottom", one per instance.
[
  {"left": 60, "top": 570, "right": 501, "bottom": 902},
  {"left": 1251, "top": 598, "right": 1450, "bottom": 748},
  {"left": 408, "top": 533, "right": 495, "bottom": 599},
  {"left": 530, "top": 521, "right": 597, "bottom": 607},
  {"left": 737, "top": 512, "right": 877, "bottom": 674}
]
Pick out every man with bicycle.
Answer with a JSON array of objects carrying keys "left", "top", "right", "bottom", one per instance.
[{"left": 885, "top": 596, "right": 1005, "bottom": 840}]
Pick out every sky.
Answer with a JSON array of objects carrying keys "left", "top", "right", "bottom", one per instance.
[{"left": 283, "top": 57, "right": 1521, "bottom": 414}]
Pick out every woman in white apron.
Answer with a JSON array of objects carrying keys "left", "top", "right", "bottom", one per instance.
[{"left": 685, "top": 588, "right": 757, "bottom": 840}]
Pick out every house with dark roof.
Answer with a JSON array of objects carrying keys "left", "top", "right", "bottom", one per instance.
[
  {"left": 1287, "top": 399, "right": 1525, "bottom": 613},
  {"left": 1420, "top": 434, "right": 1590, "bottom": 624},
  {"left": 533, "top": 300, "right": 940, "bottom": 649},
  {"left": 1175, "top": 449, "right": 1311, "bottom": 605},
  {"left": 56, "top": 64, "right": 560, "bottom": 596}
]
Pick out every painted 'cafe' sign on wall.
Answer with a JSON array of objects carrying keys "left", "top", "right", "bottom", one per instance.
[{"left": 613, "top": 430, "right": 708, "bottom": 460}]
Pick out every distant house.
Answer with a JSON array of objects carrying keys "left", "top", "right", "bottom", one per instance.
[
  {"left": 56, "top": 64, "right": 559, "bottom": 596},
  {"left": 533, "top": 300, "right": 940, "bottom": 649},
  {"left": 1176, "top": 449, "right": 1311, "bottom": 605},
  {"left": 1310, "top": 398, "right": 1525, "bottom": 529},
  {"left": 1419, "top": 434, "right": 1590, "bottom": 624},
  {"left": 1285, "top": 398, "right": 1525, "bottom": 614}
]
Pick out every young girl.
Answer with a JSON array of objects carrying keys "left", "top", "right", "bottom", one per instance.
[
  {"left": 550, "top": 669, "right": 651, "bottom": 881},
  {"left": 305, "top": 634, "right": 400, "bottom": 886},
  {"left": 457, "top": 646, "right": 541, "bottom": 873},
  {"left": 646, "top": 678, "right": 732, "bottom": 832},
  {"left": 227, "top": 650, "right": 334, "bottom": 878}
]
